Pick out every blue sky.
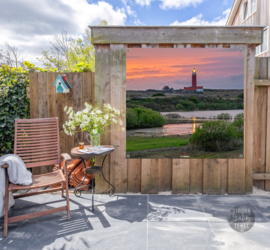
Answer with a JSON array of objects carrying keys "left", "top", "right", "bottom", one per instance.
[
  {"left": 0, "top": 0, "right": 235, "bottom": 66},
  {"left": 96, "top": 0, "right": 234, "bottom": 26}
]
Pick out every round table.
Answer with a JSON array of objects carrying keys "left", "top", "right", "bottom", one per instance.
[{"left": 71, "top": 145, "right": 115, "bottom": 211}]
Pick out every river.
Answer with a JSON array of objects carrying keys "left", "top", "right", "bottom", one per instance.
[{"left": 127, "top": 110, "right": 244, "bottom": 137}]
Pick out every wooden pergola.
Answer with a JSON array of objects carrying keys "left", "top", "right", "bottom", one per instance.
[{"left": 90, "top": 26, "right": 265, "bottom": 195}]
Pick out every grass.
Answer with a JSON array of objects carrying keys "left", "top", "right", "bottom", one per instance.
[{"left": 126, "top": 136, "right": 189, "bottom": 152}]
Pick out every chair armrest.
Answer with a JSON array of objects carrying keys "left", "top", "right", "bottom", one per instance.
[
  {"left": 61, "top": 153, "right": 72, "bottom": 162},
  {"left": 1, "top": 164, "right": 9, "bottom": 169}
]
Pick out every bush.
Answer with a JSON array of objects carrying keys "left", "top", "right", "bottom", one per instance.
[
  {"left": 176, "top": 103, "right": 184, "bottom": 110},
  {"left": 237, "top": 93, "right": 244, "bottom": 99},
  {"left": 179, "top": 100, "right": 196, "bottom": 111},
  {"left": 0, "top": 65, "right": 30, "bottom": 155},
  {"left": 190, "top": 120, "right": 240, "bottom": 151},
  {"left": 126, "top": 107, "right": 167, "bottom": 129},
  {"left": 216, "top": 113, "right": 232, "bottom": 119},
  {"left": 152, "top": 93, "right": 165, "bottom": 97},
  {"left": 190, "top": 96, "right": 199, "bottom": 103},
  {"left": 233, "top": 113, "right": 244, "bottom": 138}
]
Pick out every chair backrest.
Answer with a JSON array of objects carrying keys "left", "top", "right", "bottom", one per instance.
[{"left": 14, "top": 118, "right": 61, "bottom": 168}]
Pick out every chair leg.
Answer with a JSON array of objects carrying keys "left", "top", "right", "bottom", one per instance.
[
  {"left": 4, "top": 170, "right": 9, "bottom": 237},
  {"left": 65, "top": 180, "right": 71, "bottom": 221},
  {"left": 61, "top": 182, "right": 64, "bottom": 198}
]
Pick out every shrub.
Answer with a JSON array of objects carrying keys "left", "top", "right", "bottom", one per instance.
[
  {"left": 0, "top": 65, "right": 30, "bottom": 155},
  {"left": 152, "top": 93, "right": 165, "bottom": 97},
  {"left": 233, "top": 113, "right": 244, "bottom": 138},
  {"left": 237, "top": 93, "right": 244, "bottom": 99},
  {"left": 190, "top": 120, "right": 239, "bottom": 151},
  {"left": 176, "top": 103, "right": 184, "bottom": 110},
  {"left": 179, "top": 100, "right": 196, "bottom": 111},
  {"left": 217, "top": 113, "right": 232, "bottom": 119},
  {"left": 190, "top": 96, "right": 199, "bottom": 103},
  {"left": 126, "top": 107, "right": 167, "bottom": 129}
]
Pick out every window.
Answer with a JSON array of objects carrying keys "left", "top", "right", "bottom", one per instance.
[
  {"left": 243, "top": 1, "right": 248, "bottom": 21},
  {"left": 251, "top": 0, "right": 257, "bottom": 14},
  {"left": 256, "top": 29, "right": 268, "bottom": 56}
]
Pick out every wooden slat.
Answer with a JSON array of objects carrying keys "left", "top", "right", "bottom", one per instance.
[
  {"left": 266, "top": 58, "right": 270, "bottom": 190},
  {"left": 47, "top": 72, "right": 56, "bottom": 118},
  {"left": 189, "top": 159, "right": 203, "bottom": 194},
  {"left": 90, "top": 26, "right": 263, "bottom": 44},
  {"left": 254, "top": 79, "right": 270, "bottom": 86},
  {"left": 65, "top": 73, "right": 75, "bottom": 156},
  {"left": 244, "top": 44, "right": 256, "bottom": 194},
  {"left": 25, "top": 159, "right": 60, "bottom": 168},
  {"left": 158, "top": 159, "right": 172, "bottom": 192},
  {"left": 220, "top": 159, "right": 228, "bottom": 194},
  {"left": 29, "top": 73, "right": 38, "bottom": 119},
  {"left": 172, "top": 159, "right": 189, "bottom": 194},
  {"left": 8, "top": 206, "right": 67, "bottom": 223},
  {"left": 141, "top": 159, "right": 159, "bottom": 194},
  {"left": 127, "top": 159, "right": 141, "bottom": 193},
  {"left": 94, "top": 45, "right": 111, "bottom": 194},
  {"left": 253, "top": 173, "right": 270, "bottom": 180},
  {"left": 38, "top": 72, "right": 48, "bottom": 119},
  {"left": 73, "top": 73, "right": 83, "bottom": 148},
  {"left": 203, "top": 159, "right": 221, "bottom": 194},
  {"left": 110, "top": 44, "right": 127, "bottom": 193},
  {"left": 228, "top": 159, "right": 245, "bottom": 194},
  {"left": 159, "top": 44, "right": 174, "bottom": 48}
]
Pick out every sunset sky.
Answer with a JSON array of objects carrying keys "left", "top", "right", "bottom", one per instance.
[{"left": 126, "top": 48, "right": 244, "bottom": 91}]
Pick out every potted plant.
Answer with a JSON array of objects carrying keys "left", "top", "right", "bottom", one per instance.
[{"left": 63, "top": 103, "right": 125, "bottom": 148}]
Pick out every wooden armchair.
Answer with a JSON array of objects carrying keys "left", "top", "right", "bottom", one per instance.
[{"left": 1, "top": 118, "right": 71, "bottom": 237}]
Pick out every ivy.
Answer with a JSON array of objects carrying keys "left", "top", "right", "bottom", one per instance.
[{"left": 0, "top": 65, "right": 30, "bottom": 156}]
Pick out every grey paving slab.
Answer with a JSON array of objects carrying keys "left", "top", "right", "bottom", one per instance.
[
  {"left": 197, "top": 196, "right": 268, "bottom": 223},
  {"left": 147, "top": 195, "right": 206, "bottom": 222},
  {"left": 208, "top": 220, "right": 270, "bottom": 250},
  {"left": 148, "top": 221, "right": 219, "bottom": 250},
  {"left": 244, "top": 195, "right": 270, "bottom": 222},
  {"left": 73, "top": 220, "right": 147, "bottom": 250}
]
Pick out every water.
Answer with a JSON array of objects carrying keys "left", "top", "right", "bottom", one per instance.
[
  {"left": 127, "top": 110, "right": 243, "bottom": 137},
  {"left": 161, "top": 110, "right": 244, "bottom": 119}
]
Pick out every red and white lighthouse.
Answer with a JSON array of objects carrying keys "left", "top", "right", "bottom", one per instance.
[
  {"left": 184, "top": 68, "right": 204, "bottom": 92},
  {"left": 192, "top": 68, "right": 197, "bottom": 89}
]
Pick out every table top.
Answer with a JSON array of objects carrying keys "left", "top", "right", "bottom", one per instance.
[{"left": 71, "top": 145, "right": 114, "bottom": 158}]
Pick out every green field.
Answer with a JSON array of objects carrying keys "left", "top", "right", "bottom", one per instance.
[{"left": 127, "top": 136, "right": 189, "bottom": 152}]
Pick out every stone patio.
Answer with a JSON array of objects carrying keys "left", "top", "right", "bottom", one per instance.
[{"left": 1, "top": 194, "right": 270, "bottom": 250}]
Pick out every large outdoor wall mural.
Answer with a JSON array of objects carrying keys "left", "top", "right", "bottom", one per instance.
[{"left": 126, "top": 48, "right": 244, "bottom": 159}]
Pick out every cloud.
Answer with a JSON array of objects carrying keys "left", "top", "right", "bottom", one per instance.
[
  {"left": 159, "top": 0, "right": 205, "bottom": 10},
  {"left": 0, "top": 0, "right": 126, "bottom": 66},
  {"left": 135, "top": 0, "right": 155, "bottom": 7},
  {"left": 170, "top": 8, "right": 231, "bottom": 26},
  {"left": 223, "top": 0, "right": 228, "bottom": 5}
]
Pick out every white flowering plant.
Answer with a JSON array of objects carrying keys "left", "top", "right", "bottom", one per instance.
[{"left": 63, "top": 103, "right": 125, "bottom": 136}]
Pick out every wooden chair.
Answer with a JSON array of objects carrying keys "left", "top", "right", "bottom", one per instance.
[{"left": 1, "top": 118, "right": 72, "bottom": 237}]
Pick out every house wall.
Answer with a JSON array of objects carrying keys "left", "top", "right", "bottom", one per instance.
[{"left": 229, "top": 0, "right": 270, "bottom": 57}]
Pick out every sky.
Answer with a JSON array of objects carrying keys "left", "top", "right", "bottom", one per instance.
[
  {"left": 127, "top": 48, "right": 244, "bottom": 90},
  {"left": 0, "top": 0, "right": 235, "bottom": 67}
]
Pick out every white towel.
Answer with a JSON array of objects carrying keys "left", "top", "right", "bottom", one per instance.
[{"left": 0, "top": 154, "right": 33, "bottom": 217}]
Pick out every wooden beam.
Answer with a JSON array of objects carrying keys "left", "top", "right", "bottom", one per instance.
[
  {"left": 254, "top": 79, "right": 270, "bottom": 86},
  {"left": 90, "top": 26, "right": 264, "bottom": 45},
  {"left": 253, "top": 173, "right": 270, "bottom": 180}
]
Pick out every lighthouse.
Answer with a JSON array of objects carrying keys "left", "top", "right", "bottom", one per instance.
[
  {"left": 192, "top": 68, "right": 197, "bottom": 89},
  {"left": 184, "top": 68, "right": 204, "bottom": 92}
]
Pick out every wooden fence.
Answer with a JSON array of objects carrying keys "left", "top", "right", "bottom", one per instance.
[
  {"left": 29, "top": 72, "right": 95, "bottom": 175},
  {"left": 29, "top": 57, "right": 270, "bottom": 194}
]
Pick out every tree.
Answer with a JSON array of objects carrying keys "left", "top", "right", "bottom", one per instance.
[
  {"left": 37, "top": 20, "right": 108, "bottom": 72},
  {"left": 0, "top": 42, "right": 25, "bottom": 68}
]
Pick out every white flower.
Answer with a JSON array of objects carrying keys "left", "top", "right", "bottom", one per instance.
[
  {"left": 119, "top": 120, "right": 123, "bottom": 126},
  {"left": 104, "top": 114, "right": 109, "bottom": 120},
  {"left": 112, "top": 118, "right": 117, "bottom": 124},
  {"left": 64, "top": 106, "right": 67, "bottom": 112},
  {"left": 122, "top": 127, "right": 125, "bottom": 131},
  {"left": 92, "top": 129, "right": 97, "bottom": 135}
]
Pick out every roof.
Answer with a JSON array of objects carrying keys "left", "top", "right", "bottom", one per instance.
[
  {"left": 226, "top": 0, "right": 242, "bottom": 26},
  {"left": 53, "top": 75, "right": 72, "bottom": 89}
]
